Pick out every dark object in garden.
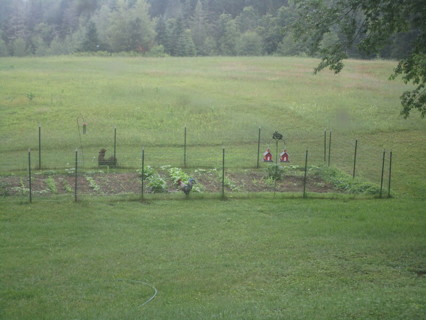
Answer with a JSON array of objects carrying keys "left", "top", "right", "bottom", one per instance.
[
  {"left": 178, "top": 178, "right": 196, "bottom": 195},
  {"left": 98, "top": 148, "right": 117, "bottom": 167},
  {"left": 272, "top": 131, "right": 283, "bottom": 140},
  {"left": 263, "top": 148, "right": 273, "bottom": 162},
  {"left": 280, "top": 150, "right": 289, "bottom": 162}
]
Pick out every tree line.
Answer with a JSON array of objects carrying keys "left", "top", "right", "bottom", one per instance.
[{"left": 0, "top": 0, "right": 415, "bottom": 59}]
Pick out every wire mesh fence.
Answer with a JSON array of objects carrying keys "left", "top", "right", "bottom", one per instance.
[{"left": 0, "top": 128, "right": 393, "bottom": 202}]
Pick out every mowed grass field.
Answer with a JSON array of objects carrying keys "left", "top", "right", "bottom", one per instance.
[{"left": 0, "top": 56, "right": 425, "bottom": 319}]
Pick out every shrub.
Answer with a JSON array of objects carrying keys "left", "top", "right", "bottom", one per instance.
[
  {"left": 147, "top": 174, "right": 167, "bottom": 193},
  {"left": 266, "top": 164, "right": 285, "bottom": 181},
  {"left": 315, "top": 166, "right": 381, "bottom": 195}
]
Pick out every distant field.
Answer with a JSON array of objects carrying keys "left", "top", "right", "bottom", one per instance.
[{"left": 1, "top": 56, "right": 425, "bottom": 319}]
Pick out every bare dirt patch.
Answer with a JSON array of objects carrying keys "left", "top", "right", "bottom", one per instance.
[{"left": 1, "top": 169, "right": 338, "bottom": 197}]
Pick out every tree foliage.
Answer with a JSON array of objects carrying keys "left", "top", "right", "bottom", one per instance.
[{"left": 292, "top": 0, "right": 426, "bottom": 118}]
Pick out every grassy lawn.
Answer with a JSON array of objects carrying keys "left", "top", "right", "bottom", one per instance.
[
  {"left": 1, "top": 198, "right": 425, "bottom": 319},
  {"left": 1, "top": 56, "right": 425, "bottom": 319}
]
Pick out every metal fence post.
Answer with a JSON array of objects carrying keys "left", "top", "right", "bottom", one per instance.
[
  {"left": 38, "top": 125, "right": 42, "bottom": 170},
  {"left": 379, "top": 150, "right": 386, "bottom": 198},
  {"left": 303, "top": 150, "right": 308, "bottom": 198},
  {"left": 324, "top": 129, "right": 327, "bottom": 163},
  {"left": 222, "top": 148, "right": 225, "bottom": 200},
  {"left": 328, "top": 130, "right": 332, "bottom": 167},
  {"left": 388, "top": 151, "right": 393, "bottom": 198},
  {"left": 257, "top": 127, "right": 261, "bottom": 168},
  {"left": 184, "top": 126, "right": 187, "bottom": 168},
  {"left": 141, "top": 148, "right": 145, "bottom": 201},
  {"left": 74, "top": 149, "right": 78, "bottom": 202},
  {"left": 28, "top": 149, "right": 32, "bottom": 203},
  {"left": 113, "top": 127, "right": 117, "bottom": 162},
  {"left": 353, "top": 139, "right": 358, "bottom": 178}
]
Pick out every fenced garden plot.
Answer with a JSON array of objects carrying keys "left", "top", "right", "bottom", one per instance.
[{"left": 0, "top": 133, "right": 390, "bottom": 202}]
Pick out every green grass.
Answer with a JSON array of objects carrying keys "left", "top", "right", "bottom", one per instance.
[
  {"left": 1, "top": 56, "right": 425, "bottom": 197},
  {"left": 1, "top": 56, "right": 425, "bottom": 319},
  {"left": 0, "top": 199, "right": 425, "bottom": 319}
]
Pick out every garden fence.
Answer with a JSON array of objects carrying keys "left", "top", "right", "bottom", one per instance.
[{"left": 0, "top": 127, "right": 393, "bottom": 202}]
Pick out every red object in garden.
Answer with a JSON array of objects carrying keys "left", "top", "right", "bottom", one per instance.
[
  {"left": 280, "top": 150, "right": 289, "bottom": 162},
  {"left": 263, "top": 148, "right": 273, "bottom": 162}
]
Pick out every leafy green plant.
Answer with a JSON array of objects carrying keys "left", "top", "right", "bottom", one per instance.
[
  {"left": 65, "top": 168, "right": 76, "bottom": 176},
  {"left": 313, "top": 166, "right": 381, "bottom": 195},
  {"left": 46, "top": 176, "right": 58, "bottom": 193},
  {"left": 147, "top": 174, "right": 167, "bottom": 193},
  {"left": 221, "top": 174, "right": 239, "bottom": 192},
  {"left": 86, "top": 176, "right": 101, "bottom": 192},
  {"left": 11, "top": 178, "right": 29, "bottom": 195},
  {"left": 59, "top": 178, "right": 73, "bottom": 193},
  {"left": 136, "top": 166, "right": 156, "bottom": 179},
  {"left": 266, "top": 164, "right": 285, "bottom": 181},
  {"left": 264, "top": 177, "right": 276, "bottom": 188},
  {"left": 168, "top": 167, "right": 190, "bottom": 184}
]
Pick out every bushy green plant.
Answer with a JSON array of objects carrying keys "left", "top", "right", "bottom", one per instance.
[
  {"left": 136, "top": 166, "right": 156, "bottom": 179},
  {"left": 147, "top": 174, "right": 167, "bottom": 193},
  {"left": 223, "top": 175, "right": 240, "bottom": 191},
  {"left": 266, "top": 164, "right": 285, "bottom": 181},
  {"left": 169, "top": 167, "right": 204, "bottom": 193},
  {"left": 11, "top": 178, "right": 29, "bottom": 195},
  {"left": 46, "top": 177, "right": 58, "bottom": 193},
  {"left": 85, "top": 176, "right": 101, "bottom": 192},
  {"left": 59, "top": 178, "right": 73, "bottom": 193},
  {"left": 168, "top": 167, "right": 191, "bottom": 184},
  {"left": 315, "top": 166, "right": 381, "bottom": 195}
]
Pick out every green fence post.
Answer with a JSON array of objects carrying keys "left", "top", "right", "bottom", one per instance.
[
  {"left": 141, "top": 148, "right": 145, "bottom": 201},
  {"left": 28, "top": 149, "right": 32, "bottom": 203},
  {"left": 184, "top": 126, "right": 187, "bottom": 168},
  {"left": 38, "top": 125, "right": 42, "bottom": 170},
  {"left": 222, "top": 148, "right": 225, "bottom": 200},
  {"left": 324, "top": 129, "right": 327, "bottom": 163},
  {"left": 328, "top": 130, "right": 332, "bottom": 167},
  {"left": 388, "top": 151, "right": 393, "bottom": 198},
  {"left": 379, "top": 150, "right": 386, "bottom": 198},
  {"left": 257, "top": 127, "right": 261, "bottom": 168},
  {"left": 303, "top": 150, "right": 308, "bottom": 198},
  {"left": 113, "top": 127, "right": 117, "bottom": 162},
  {"left": 74, "top": 149, "right": 78, "bottom": 202},
  {"left": 353, "top": 139, "right": 358, "bottom": 178}
]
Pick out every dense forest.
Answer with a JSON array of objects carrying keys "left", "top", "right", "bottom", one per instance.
[{"left": 0, "top": 0, "right": 416, "bottom": 58}]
